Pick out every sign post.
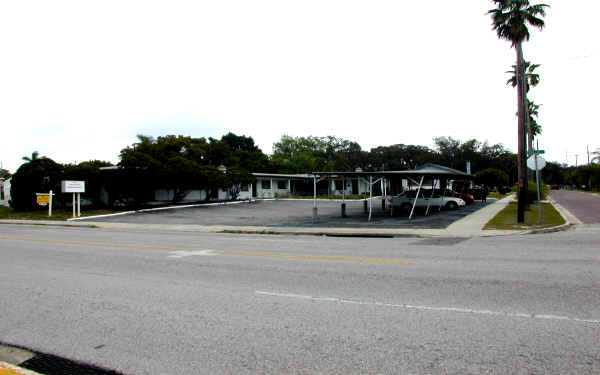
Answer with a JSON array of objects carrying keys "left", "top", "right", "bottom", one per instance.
[
  {"left": 61, "top": 181, "right": 85, "bottom": 218},
  {"left": 527, "top": 150, "right": 546, "bottom": 224}
]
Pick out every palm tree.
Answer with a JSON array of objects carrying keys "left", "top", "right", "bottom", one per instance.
[
  {"left": 506, "top": 61, "right": 541, "bottom": 92},
  {"left": 528, "top": 100, "right": 542, "bottom": 139},
  {"left": 507, "top": 62, "right": 542, "bottom": 151},
  {"left": 22, "top": 151, "right": 43, "bottom": 162},
  {"left": 489, "top": 0, "right": 549, "bottom": 222}
]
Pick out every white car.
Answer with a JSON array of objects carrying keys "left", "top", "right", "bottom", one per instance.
[{"left": 387, "top": 190, "right": 466, "bottom": 211}]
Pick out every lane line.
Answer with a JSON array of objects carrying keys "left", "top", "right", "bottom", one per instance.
[
  {"left": 0, "top": 236, "right": 187, "bottom": 252},
  {"left": 0, "top": 236, "right": 411, "bottom": 264},
  {"left": 255, "top": 291, "right": 600, "bottom": 324},
  {"left": 213, "top": 251, "right": 411, "bottom": 264}
]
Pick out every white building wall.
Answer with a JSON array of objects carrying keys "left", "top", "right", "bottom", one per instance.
[
  {"left": 0, "top": 178, "right": 11, "bottom": 206},
  {"left": 153, "top": 187, "right": 251, "bottom": 202},
  {"left": 255, "top": 177, "right": 292, "bottom": 198},
  {"left": 330, "top": 179, "right": 353, "bottom": 196}
]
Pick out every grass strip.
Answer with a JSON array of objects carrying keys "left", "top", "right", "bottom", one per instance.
[
  {"left": 484, "top": 202, "right": 565, "bottom": 230},
  {"left": 0, "top": 206, "right": 121, "bottom": 221}
]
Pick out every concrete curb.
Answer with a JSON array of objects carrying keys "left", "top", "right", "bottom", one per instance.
[
  {"left": 520, "top": 195, "right": 577, "bottom": 235},
  {"left": 0, "top": 195, "right": 568, "bottom": 238},
  {"left": 68, "top": 199, "right": 251, "bottom": 221},
  {"left": 521, "top": 223, "right": 574, "bottom": 235},
  {"left": 0, "top": 219, "right": 519, "bottom": 238},
  {"left": 548, "top": 195, "right": 582, "bottom": 225},
  {"left": 0, "top": 219, "right": 99, "bottom": 228}
]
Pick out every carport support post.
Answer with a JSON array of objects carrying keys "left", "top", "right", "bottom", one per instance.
[
  {"left": 368, "top": 175, "right": 373, "bottom": 222},
  {"left": 381, "top": 178, "right": 386, "bottom": 211},
  {"left": 312, "top": 175, "right": 318, "bottom": 221},
  {"left": 439, "top": 180, "right": 447, "bottom": 212},
  {"left": 425, "top": 179, "right": 435, "bottom": 216},
  {"left": 409, "top": 176, "right": 424, "bottom": 221},
  {"left": 341, "top": 176, "right": 347, "bottom": 218}
]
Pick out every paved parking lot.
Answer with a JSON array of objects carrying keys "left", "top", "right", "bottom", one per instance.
[{"left": 85, "top": 198, "right": 491, "bottom": 229}]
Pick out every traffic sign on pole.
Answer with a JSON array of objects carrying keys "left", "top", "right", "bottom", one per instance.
[{"left": 527, "top": 155, "right": 546, "bottom": 170}]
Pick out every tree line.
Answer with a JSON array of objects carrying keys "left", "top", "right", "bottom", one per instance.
[
  {"left": 7, "top": 133, "right": 515, "bottom": 210},
  {"left": 7, "top": 132, "right": 600, "bottom": 211}
]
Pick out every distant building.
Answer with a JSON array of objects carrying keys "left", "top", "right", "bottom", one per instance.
[{"left": 0, "top": 177, "right": 11, "bottom": 206}]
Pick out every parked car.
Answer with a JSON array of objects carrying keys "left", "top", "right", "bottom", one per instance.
[
  {"left": 387, "top": 190, "right": 466, "bottom": 211},
  {"left": 448, "top": 190, "right": 474, "bottom": 205}
]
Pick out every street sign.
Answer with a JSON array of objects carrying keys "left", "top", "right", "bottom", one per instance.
[
  {"left": 36, "top": 191, "right": 54, "bottom": 216},
  {"left": 534, "top": 150, "right": 545, "bottom": 154},
  {"left": 36, "top": 194, "right": 50, "bottom": 205},
  {"left": 527, "top": 155, "right": 546, "bottom": 170},
  {"left": 61, "top": 180, "right": 85, "bottom": 193}
]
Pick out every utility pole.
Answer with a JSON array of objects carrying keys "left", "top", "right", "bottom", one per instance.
[
  {"left": 587, "top": 145, "right": 591, "bottom": 165},
  {"left": 575, "top": 154, "right": 579, "bottom": 167}
]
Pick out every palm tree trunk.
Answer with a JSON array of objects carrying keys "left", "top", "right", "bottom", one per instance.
[{"left": 516, "top": 42, "right": 527, "bottom": 223}]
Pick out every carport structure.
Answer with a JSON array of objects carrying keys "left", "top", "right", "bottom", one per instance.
[{"left": 312, "top": 164, "right": 474, "bottom": 222}]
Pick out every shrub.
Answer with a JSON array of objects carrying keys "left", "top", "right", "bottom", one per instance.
[
  {"left": 10, "top": 158, "right": 63, "bottom": 211},
  {"left": 476, "top": 168, "right": 509, "bottom": 190},
  {"left": 511, "top": 181, "right": 548, "bottom": 202}
]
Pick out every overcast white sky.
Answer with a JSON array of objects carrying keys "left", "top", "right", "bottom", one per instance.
[{"left": 1, "top": 1, "right": 598, "bottom": 173}]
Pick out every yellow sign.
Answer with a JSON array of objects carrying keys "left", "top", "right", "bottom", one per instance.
[{"left": 36, "top": 194, "right": 50, "bottom": 205}]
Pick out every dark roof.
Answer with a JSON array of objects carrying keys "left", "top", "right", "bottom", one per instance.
[
  {"left": 405, "top": 163, "right": 472, "bottom": 177},
  {"left": 253, "top": 173, "right": 313, "bottom": 180},
  {"left": 313, "top": 163, "right": 473, "bottom": 179}
]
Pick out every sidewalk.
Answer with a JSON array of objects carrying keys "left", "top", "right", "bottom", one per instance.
[
  {"left": 0, "top": 195, "right": 520, "bottom": 237},
  {"left": 446, "top": 194, "right": 518, "bottom": 236}
]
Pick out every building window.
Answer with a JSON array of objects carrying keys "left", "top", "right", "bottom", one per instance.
[
  {"left": 277, "top": 180, "right": 288, "bottom": 190},
  {"left": 334, "top": 180, "right": 344, "bottom": 191},
  {"left": 261, "top": 180, "right": 271, "bottom": 190},
  {"left": 240, "top": 184, "right": 249, "bottom": 192}
]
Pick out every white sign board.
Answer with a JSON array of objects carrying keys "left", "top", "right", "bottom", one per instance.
[
  {"left": 527, "top": 155, "right": 546, "bottom": 171},
  {"left": 61, "top": 180, "right": 85, "bottom": 193}
]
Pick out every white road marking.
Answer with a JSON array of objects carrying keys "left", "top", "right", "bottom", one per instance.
[
  {"left": 168, "top": 250, "right": 217, "bottom": 258},
  {"left": 255, "top": 291, "right": 600, "bottom": 324}
]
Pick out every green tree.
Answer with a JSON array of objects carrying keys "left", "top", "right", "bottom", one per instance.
[
  {"left": 507, "top": 63, "right": 543, "bottom": 148},
  {"left": 0, "top": 168, "right": 11, "bottom": 180},
  {"left": 116, "top": 133, "right": 267, "bottom": 205},
  {"left": 506, "top": 61, "right": 540, "bottom": 91},
  {"left": 369, "top": 144, "right": 435, "bottom": 171},
  {"left": 10, "top": 158, "right": 63, "bottom": 211},
  {"left": 22, "top": 151, "right": 44, "bottom": 162},
  {"left": 489, "top": 0, "right": 549, "bottom": 222},
  {"left": 62, "top": 160, "right": 113, "bottom": 207},
  {"left": 272, "top": 135, "right": 363, "bottom": 173},
  {"left": 591, "top": 148, "right": 600, "bottom": 164},
  {"left": 476, "top": 168, "right": 510, "bottom": 190}
]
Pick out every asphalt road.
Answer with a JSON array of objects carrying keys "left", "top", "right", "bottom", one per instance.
[
  {"left": 1, "top": 224, "right": 600, "bottom": 374},
  {"left": 550, "top": 190, "right": 600, "bottom": 224}
]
